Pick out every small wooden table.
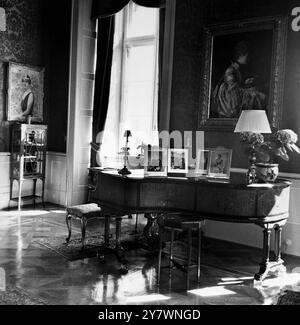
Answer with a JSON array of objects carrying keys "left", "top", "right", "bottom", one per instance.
[{"left": 88, "top": 168, "right": 291, "bottom": 281}]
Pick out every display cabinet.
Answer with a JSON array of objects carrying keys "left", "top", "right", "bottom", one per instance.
[{"left": 10, "top": 123, "right": 47, "bottom": 210}]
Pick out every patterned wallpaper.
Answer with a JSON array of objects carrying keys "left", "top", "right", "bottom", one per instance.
[{"left": 0, "top": 0, "right": 45, "bottom": 151}]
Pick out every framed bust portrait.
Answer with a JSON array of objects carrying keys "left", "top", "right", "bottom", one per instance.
[
  {"left": 198, "top": 16, "right": 287, "bottom": 131},
  {"left": 207, "top": 147, "right": 232, "bottom": 180},
  {"left": 7, "top": 62, "right": 44, "bottom": 123}
]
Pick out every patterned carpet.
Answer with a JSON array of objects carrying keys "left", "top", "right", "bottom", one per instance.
[
  {"left": 0, "top": 286, "right": 47, "bottom": 305},
  {"left": 35, "top": 233, "right": 106, "bottom": 260}
]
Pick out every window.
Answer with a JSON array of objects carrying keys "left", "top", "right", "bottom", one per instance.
[{"left": 101, "top": 3, "right": 159, "bottom": 167}]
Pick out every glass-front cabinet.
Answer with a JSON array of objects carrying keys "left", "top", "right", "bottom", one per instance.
[{"left": 10, "top": 123, "right": 47, "bottom": 210}]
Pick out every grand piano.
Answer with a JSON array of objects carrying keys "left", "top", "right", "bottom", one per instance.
[{"left": 89, "top": 168, "right": 291, "bottom": 281}]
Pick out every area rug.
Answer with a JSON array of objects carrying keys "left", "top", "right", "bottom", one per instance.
[
  {"left": 0, "top": 286, "right": 47, "bottom": 305},
  {"left": 276, "top": 290, "right": 300, "bottom": 305},
  {"left": 35, "top": 233, "right": 106, "bottom": 261}
]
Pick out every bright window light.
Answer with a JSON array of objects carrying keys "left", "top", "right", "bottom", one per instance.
[{"left": 101, "top": 3, "right": 159, "bottom": 167}]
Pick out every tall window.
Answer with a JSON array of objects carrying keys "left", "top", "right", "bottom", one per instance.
[{"left": 101, "top": 3, "right": 159, "bottom": 167}]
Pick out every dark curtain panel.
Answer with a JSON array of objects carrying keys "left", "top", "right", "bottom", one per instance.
[
  {"left": 90, "top": 16, "right": 115, "bottom": 167},
  {"left": 91, "top": 0, "right": 165, "bottom": 19}
]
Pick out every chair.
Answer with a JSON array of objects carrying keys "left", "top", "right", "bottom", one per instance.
[{"left": 157, "top": 213, "right": 202, "bottom": 290}]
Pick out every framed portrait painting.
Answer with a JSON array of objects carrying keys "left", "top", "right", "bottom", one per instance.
[
  {"left": 144, "top": 146, "right": 167, "bottom": 177},
  {"left": 167, "top": 148, "right": 189, "bottom": 175},
  {"left": 198, "top": 16, "right": 287, "bottom": 131},
  {"left": 207, "top": 147, "right": 232, "bottom": 181},
  {"left": 7, "top": 62, "right": 44, "bottom": 123}
]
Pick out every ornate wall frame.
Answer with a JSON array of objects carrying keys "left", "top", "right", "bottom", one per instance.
[{"left": 198, "top": 16, "right": 287, "bottom": 132}]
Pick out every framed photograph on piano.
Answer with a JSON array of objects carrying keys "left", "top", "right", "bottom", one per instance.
[
  {"left": 195, "top": 149, "right": 210, "bottom": 176},
  {"left": 167, "top": 148, "right": 189, "bottom": 176},
  {"left": 144, "top": 146, "right": 167, "bottom": 177},
  {"left": 207, "top": 147, "right": 232, "bottom": 181}
]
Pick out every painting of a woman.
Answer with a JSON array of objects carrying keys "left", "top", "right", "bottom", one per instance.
[
  {"left": 212, "top": 41, "right": 249, "bottom": 118},
  {"left": 7, "top": 62, "right": 44, "bottom": 123},
  {"left": 19, "top": 75, "right": 35, "bottom": 122}
]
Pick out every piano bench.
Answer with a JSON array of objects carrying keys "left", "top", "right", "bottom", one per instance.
[
  {"left": 65, "top": 203, "right": 102, "bottom": 249},
  {"left": 157, "top": 213, "right": 203, "bottom": 290}
]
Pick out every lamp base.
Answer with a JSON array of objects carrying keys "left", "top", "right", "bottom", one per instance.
[
  {"left": 246, "top": 164, "right": 256, "bottom": 184},
  {"left": 118, "top": 166, "right": 131, "bottom": 176}
]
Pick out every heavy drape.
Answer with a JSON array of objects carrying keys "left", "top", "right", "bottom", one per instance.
[
  {"left": 91, "top": 0, "right": 165, "bottom": 19},
  {"left": 91, "top": 0, "right": 166, "bottom": 166},
  {"left": 90, "top": 16, "right": 115, "bottom": 167}
]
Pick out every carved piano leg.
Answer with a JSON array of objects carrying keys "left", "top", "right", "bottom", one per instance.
[
  {"left": 255, "top": 227, "right": 271, "bottom": 281},
  {"left": 143, "top": 213, "right": 159, "bottom": 247},
  {"left": 273, "top": 225, "right": 286, "bottom": 276},
  {"left": 255, "top": 222, "right": 287, "bottom": 281}
]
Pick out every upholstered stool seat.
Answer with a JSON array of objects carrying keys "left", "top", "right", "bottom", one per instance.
[
  {"left": 67, "top": 203, "right": 101, "bottom": 218},
  {"left": 65, "top": 203, "right": 129, "bottom": 274},
  {"left": 65, "top": 203, "right": 102, "bottom": 248},
  {"left": 157, "top": 213, "right": 203, "bottom": 290}
]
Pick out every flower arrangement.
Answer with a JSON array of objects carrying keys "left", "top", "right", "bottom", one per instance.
[{"left": 240, "top": 129, "right": 300, "bottom": 163}]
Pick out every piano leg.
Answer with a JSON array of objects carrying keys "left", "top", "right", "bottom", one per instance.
[
  {"left": 143, "top": 213, "right": 159, "bottom": 245},
  {"left": 255, "top": 227, "right": 271, "bottom": 281},
  {"left": 114, "top": 217, "right": 128, "bottom": 274},
  {"left": 255, "top": 222, "right": 287, "bottom": 281}
]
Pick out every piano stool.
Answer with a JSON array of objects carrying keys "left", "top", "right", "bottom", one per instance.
[
  {"left": 157, "top": 213, "right": 202, "bottom": 290},
  {"left": 65, "top": 203, "right": 128, "bottom": 273}
]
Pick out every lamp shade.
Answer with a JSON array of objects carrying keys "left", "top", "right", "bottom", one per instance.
[
  {"left": 234, "top": 110, "right": 271, "bottom": 133},
  {"left": 123, "top": 130, "right": 132, "bottom": 137}
]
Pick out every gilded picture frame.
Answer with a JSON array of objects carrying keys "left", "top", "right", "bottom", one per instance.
[{"left": 198, "top": 16, "right": 287, "bottom": 132}]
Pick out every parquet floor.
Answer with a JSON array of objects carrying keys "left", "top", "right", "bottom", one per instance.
[{"left": 1, "top": 204, "right": 300, "bottom": 305}]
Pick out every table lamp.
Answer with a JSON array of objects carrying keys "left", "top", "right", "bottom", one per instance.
[
  {"left": 118, "top": 130, "right": 132, "bottom": 176},
  {"left": 234, "top": 110, "right": 271, "bottom": 183}
]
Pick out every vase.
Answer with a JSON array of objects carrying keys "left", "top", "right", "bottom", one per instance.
[{"left": 255, "top": 163, "right": 279, "bottom": 183}]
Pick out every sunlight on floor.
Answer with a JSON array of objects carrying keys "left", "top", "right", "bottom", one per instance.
[
  {"left": 50, "top": 210, "right": 66, "bottom": 214},
  {"left": 124, "top": 294, "right": 171, "bottom": 303},
  {"left": 17, "top": 210, "right": 50, "bottom": 217},
  {"left": 255, "top": 273, "right": 300, "bottom": 288},
  {"left": 188, "top": 286, "right": 237, "bottom": 297},
  {"left": 217, "top": 276, "right": 254, "bottom": 285}
]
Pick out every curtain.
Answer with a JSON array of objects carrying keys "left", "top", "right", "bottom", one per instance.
[
  {"left": 91, "top": 0, "right": 166, "bottom": 167},
  {"left": 91, "top": 0, "right": 165, "bottom": 19},
  {"left": 90, "top": 16, "right": 115, "bottom": 167}
]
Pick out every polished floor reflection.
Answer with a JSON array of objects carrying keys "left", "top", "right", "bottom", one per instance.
[{"left": 0, "top": 205, "right": 300, "bottom": 305}]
